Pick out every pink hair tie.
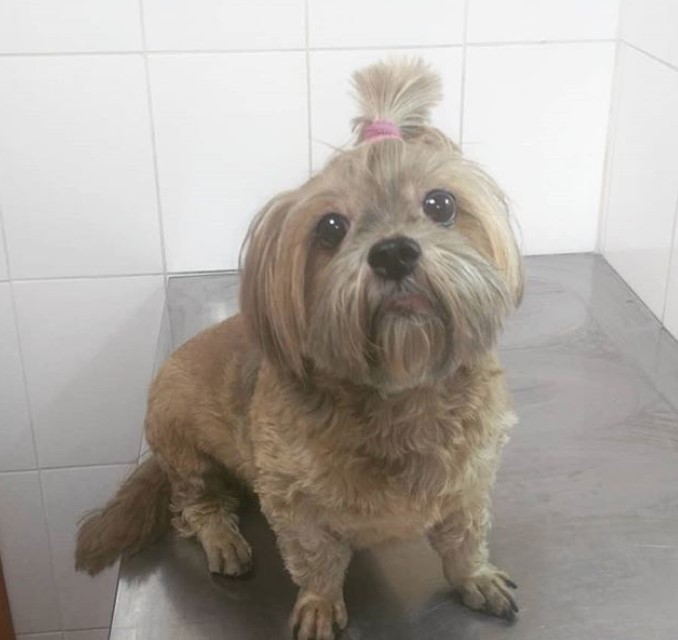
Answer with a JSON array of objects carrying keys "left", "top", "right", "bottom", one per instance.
[{"left": 362, "top": 119, "right": 402, "bottom": 142}]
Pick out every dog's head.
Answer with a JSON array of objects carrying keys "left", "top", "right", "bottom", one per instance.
[{"left": 241, "top": 59, "right": 523, "bottom": 392}]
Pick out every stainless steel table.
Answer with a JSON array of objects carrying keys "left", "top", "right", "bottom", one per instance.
[{"left": 110, "top": 254, "right": 678, "bottom": 640}]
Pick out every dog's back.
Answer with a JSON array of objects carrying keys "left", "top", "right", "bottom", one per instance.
[{"left": 75, "top": 314, "right": 260, "bottom": 574}]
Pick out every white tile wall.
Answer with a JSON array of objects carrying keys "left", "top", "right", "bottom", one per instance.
[
  {"left": 621, "top": 0, "right": 678, "bottom": 67},
  {"left": 0, "top": 284, "right": 35, "bottom": 471},
  {"left": 18, "top": 633, "right": 64, "bottom": 640},
  {"left": 309, "top": 48, "right": 463, "bottom": 170},
  {"left": 12, "top": 277, "right": 165, "bottom": 467},
  {"left": 0, "top": 56, "right": 162, "bottom": 279},
  {"left": 42, "top": 465, "right": 132, "bottom": 630},
  {"left": 464, "top": 43, "right": 615, "bottom": 255},
  {"left": 149, "top": 52, "right": 309, "bottom": 272},
  {"left": 468, "top": 0, "right": 620, "bottom": 43},
  {"left": 0, "top": 0, "right": 142, "bottom": 53},
  {"left": 308, "top": 0, "right": 465, "bottom": 48},
  {"left": 603, "top": 46, "right": 678, "bottom": 318},
  {"left": 143, "top": 0, "right": 306, "bottom": 51},
  {"left": 0, "top": 472, "right": 61, "bottom": 633}
]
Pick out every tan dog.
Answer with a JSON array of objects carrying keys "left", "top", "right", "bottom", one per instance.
[{"left": 76, "top": 59, "right": 523, "bottom": 640}]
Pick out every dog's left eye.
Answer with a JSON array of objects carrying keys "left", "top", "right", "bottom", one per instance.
[
  {"left": 315, "top": 212, "right": 349, "bottom": 249},
  {"left": 423, "top": 190, "right": 456, "bottom": 226}
]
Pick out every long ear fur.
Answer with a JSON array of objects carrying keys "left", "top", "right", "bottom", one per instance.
[
  {"left": 351, "top": 58, "right": 442, "bottom": 142},
  {"left": 464, "top": 161, "right": 525, "bottom": 305},
  {"left": 487, "top": 207, "right": 525, "bottom": 306},
  {"left": 239, "top": 191, "right": 308, "bottom": 377}
]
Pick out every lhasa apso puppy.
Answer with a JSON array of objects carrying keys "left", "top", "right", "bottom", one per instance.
[{"left": 76, "top": 58, "right": 523, "bottom": 640}]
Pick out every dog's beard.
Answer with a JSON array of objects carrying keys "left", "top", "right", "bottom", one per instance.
[
  {"left": 307, "top": 239, "right": 512, "bottom": 391},
  {"left": 368, "top": 309, "right": 449, "bottom": 391}
]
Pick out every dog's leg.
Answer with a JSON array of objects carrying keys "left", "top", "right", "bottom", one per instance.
[
  {"left": 428, "top": 506, "right": 518, "bottom": 620},
  {"left": 265, "top": 510, "right": 351, "bottom": 640},
  {"left": 169, "top": 467, "right": 252, "bottom": 576}
]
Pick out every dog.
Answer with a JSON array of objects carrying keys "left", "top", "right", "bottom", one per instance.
[{"left": 75, "top": 58, "right": 523, "bottom": 640}]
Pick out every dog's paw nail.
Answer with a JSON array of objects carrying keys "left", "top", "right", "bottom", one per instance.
[
  {"left": 201, "top": 529, "right": 253, "bottom": 578},
  {"left": 457, "top": 567, "right": 520, "bottom": 621},
  {"left": 290, "top": 592, "right": 347, "bottom": 640}
]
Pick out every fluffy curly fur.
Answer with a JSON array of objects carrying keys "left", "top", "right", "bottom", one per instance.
[{"left": 76, "top": 58, "right": 523, "bottom": 639}]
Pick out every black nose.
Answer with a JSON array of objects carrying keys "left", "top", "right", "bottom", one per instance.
[{"left": 368, "top": 236, "right": 422, "bottom": 280}]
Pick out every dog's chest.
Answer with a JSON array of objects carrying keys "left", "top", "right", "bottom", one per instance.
[
  {"left": 250, "top": 366, "right": 507, "bottom": 544},
  {"left": 297, "top": 417, "right": 479, "bottom": 543},
  {"left": 319, "top": 459, "right": 457, "bottom": 543}
]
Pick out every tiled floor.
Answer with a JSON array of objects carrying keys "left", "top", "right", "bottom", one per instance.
[{"left": 110, "top": 254, "right": 678, "bottom": 640}]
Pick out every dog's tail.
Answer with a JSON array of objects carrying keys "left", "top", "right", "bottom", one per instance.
[
  {"left": 75, "top": 456, "right": 171, "bottom": 575},
  {"left": 351, "top": 58, "right": 442, "bottom": 142}
]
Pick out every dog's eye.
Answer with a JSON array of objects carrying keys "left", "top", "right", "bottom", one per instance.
[
  {"left": 315, "top": 213, "right": 349, "bottom": 249},
  {"left": 423, "top": 190, "right": 456, "bottom": 226}
]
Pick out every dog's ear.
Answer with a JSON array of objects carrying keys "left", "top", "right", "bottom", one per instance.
[
  {"left": 240, "top": 191, "right": 308, "bottom": 377},
  {"left": 351, "top": 58, "right": 442, "bottom": 143},
  {"left": 459, "top": 161, "right": 525, "bottom": 306},
  {"left": 479, "top": 190, "right": 525, "bottom": 306},
  {"left": 488, "top": 215, "right": 525, "bottom": 307}
]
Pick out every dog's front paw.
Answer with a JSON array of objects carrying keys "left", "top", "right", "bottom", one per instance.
[
  {"left": 290, "top": 590, "right": 348, "bottom": 640},
  {"left": 455, "top": 566, "right": 518, "bottom": 621},
  {"left": 198, "top": 526, "right": 253, "bottom": 577}
]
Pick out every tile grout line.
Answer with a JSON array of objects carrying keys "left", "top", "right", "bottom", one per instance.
[
  {"left": 11, "top": 272, "right": 166, "bottom": 283},
  {"left": 304, "top": 0, "right": 313, "bottom": 176},
  {"left": 467, "top": 37, "right": 616, "bottom": 47},
  {"left": 0, "top": 193, "right": 38, "bottom": 471},
  {"left": 136, "top": 307, "right": 170, "bottom": 463},
  {"left": 7, "top": 269, "right": 242, "bottom": 284},
  {"left": 0, "top": 197, "right": 11, "bottom": 282},
  {"left": 659, "top": 186, "right": 678, "bottom": 324},
  {"left": 136, "top": 0, "right": 174, "bottom": 462},
  {"left": 595, "top": 35, "right": 624, "bottom": 254},
  {"left": 597, "top": 1, "right": 626, "bottom": 253},
  {"left": 37, "top": 464, "right": 67, "bottom": 635},
  {"left": 609, "top": 37, "right": 678, "bottom": 327},
  {"left": 0, "top": 461, "right": 139, "bottom": 476},
  {"left": 622, "top": 40, "right": 678, "bottom": 75},
  {"left": 138, "top": 0, "right": 169, "bottom": 280},
  {"left": 0, "top": 165, "right": 65, "bottom": 632},
  {"left": 32, "top": 456, "right": 67, "bottom": 632},
  {"left": 3, "top": 285, "right": 39, "bottom": 471},
  {"left": 598, "top": 258, "right": 678, "bottom": 415},
  {"left": 10, "top": 318, "right": 66, "bottom": 631},
  {"left": 458, "top": 0, "right": 470, "bottom": 146},
  {"left": 0, "top": 39, "right": 619, "bottom": 59}
]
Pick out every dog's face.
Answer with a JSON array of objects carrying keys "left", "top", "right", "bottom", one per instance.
[{"left": 241, "top": 134, "right": 522, "bottom": 392}]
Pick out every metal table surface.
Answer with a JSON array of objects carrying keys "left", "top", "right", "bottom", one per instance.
[{"left": 110, "top": 254, "right": 678, "bottom": 640}]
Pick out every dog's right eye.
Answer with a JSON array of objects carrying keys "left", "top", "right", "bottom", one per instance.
[
  {"left": 315, "top": 213, "right": 349, "bottom": 249},
  {"left": 423, "top": 189, "right": 456, "bottom": 226}
]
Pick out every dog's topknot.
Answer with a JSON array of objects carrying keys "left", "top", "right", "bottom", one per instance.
[{"left": 351, "top": 58, "right": 442, "bottom": 143}]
